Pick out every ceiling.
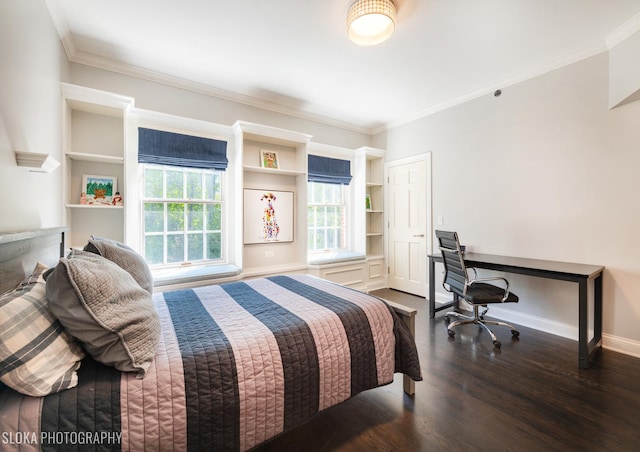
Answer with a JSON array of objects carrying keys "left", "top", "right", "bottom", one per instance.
[{"left": 46, "top": 0, "right": 640, "bottom": 134}]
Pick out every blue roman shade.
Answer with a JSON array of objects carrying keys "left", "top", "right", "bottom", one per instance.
[
  {"left": 138, "top": 128, "right": 228, "bottom": 170},
  {"left": 307, "top": 155, "right": 352, "bottom": 185}
]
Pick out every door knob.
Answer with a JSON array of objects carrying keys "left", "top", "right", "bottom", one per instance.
[{"left": 413, "top": 234, "right": 425, "bottom": 237}]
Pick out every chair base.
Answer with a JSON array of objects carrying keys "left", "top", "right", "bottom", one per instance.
[{"left": 445, "top": 306, "right": 519, "bottom": 349}]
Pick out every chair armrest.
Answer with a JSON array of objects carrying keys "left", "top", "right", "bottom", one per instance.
[{"left": 467, "top": 276, "right": 511, "bottom": 302}]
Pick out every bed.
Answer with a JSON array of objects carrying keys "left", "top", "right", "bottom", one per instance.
[{"left": 0, "top": 227, "right": 422, "bottom": 451}]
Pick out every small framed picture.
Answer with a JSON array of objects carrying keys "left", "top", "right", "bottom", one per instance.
[
  {"left": 82, "top": 174, "right": 117, "bottom": 205},
  {"left": 260, "top": 150, "right": 279, "bottom": 169},
  {"left": 365, "top": 193, "right": 372, "bottom": 211}
]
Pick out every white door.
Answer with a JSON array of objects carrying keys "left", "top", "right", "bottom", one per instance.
[{"left": 387, "top": 155, "right": 430, "bottom": 297}]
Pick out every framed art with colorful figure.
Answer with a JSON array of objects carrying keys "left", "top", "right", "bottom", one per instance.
[{"left": 243, "top": 189, "right": 294, "bottom": 244}]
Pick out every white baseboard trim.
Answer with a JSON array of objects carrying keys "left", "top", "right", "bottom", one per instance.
[
  {"left": 602, "top": 333, "right": 640, "bottom": 359},
  {"left": 434, "top": 296, "right": 640, "bottom": 359},
  {"left": 484, "top": 305, "right": 578, "bottom": 340}
]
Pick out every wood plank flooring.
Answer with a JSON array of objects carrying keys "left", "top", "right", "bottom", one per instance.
[{"left": 258, "top": 289, "right": 640, "bottom": 451}]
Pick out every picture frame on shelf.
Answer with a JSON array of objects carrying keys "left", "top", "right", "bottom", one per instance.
[
  {"left": 260, "top": 150, "right": 279, "bottom": 169},
  {"left": 82, "top": 174, "right": 117, "bottom": 206},
  {"left": 365, "top": 193, "right": 372, "bottom": 211},
  {"left": 243, "top": 189, "right": 294, "bottom": 244}
]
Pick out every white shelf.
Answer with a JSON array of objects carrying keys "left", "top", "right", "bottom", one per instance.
[
  {"left": 243, "top": 165, "right": 305, "bottom": 176},
  {"left": 66, "top": 152, "right": 124, "bottom": 164},
  {"left": 66, "top": 204, "right": 123, "bottom": 209}
]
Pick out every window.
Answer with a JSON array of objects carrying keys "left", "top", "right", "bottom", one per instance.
[
  {"left": 307, "top": 181, "right": 348, "bottom": 252},
  {"left": 137, "top": 127, "right": 228, "bottom": 270},
  {"left": 141, "top": 164, "right": 223, "bottom": 266}
]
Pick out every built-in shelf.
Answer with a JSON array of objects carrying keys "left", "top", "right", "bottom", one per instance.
[
  {"left": 243, "top": 165, "right": 305, "bottom": 176},
  {"left": 66, "top": 152, "right": 124, "bottom": 164},
  {"left": 62, "top": 83, "right": 132, "bottom": 247},
  {"left": 66, "top": 204, "right": 124, "bottom": 209}
]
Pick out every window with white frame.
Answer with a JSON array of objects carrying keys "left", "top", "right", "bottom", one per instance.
[
  {"left": 307, "top": 181, "right": 348, "bottom": 252},
  {"left": 307, "top": 154, "right": 352, "bottom": 257},
  {"left": 137, "top": 127, "right": 228, "bottom": 268},
  {"left": 141, "top": 165, "right": 223, "bottom": 266}
]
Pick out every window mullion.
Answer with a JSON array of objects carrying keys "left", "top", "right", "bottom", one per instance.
[{"left": 183, "top": 171, "right": 188, "bottom": 262}]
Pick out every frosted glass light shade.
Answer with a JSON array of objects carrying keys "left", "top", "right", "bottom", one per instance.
[{"left": 347, "top": 0, "right": 396, "bottom": 46}]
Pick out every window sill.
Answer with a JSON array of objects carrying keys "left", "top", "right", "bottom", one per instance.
[
  {"left": 152, "top": 264, "right": 241, "bottom": 288},
  {"left": 307, "top": 251, "right": 366, "bottom": 266}
]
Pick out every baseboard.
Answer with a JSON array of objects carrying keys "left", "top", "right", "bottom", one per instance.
[
  {"left": 434, "top": 296, "right": 640, "bottom": 360},
  {"left": 483, "top": 305, "right": 577, "bottom": 340},
  {"left": 601, "top": 333, "right": 640, "bottom": 359}
]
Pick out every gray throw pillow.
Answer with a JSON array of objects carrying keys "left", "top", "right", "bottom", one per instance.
[
  {"left": 83, "top": 236, "right": 153, "bottom": 294},
  {"left": 45, "top": 250, "right": 160, "bottom": 377}
]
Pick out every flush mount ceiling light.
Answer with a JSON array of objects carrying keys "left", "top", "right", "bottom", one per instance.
[{"left": 347, "top": 0, "right": 397, "bottom": 46}]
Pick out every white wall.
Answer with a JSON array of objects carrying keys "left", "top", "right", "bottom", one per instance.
[
  {"left": 68, "top": 63, "right": 370, "bottom": 150},
  {"left": 609, "top": 29, "right": 640, "bottom": 108},
  {"left": 374, "top": 52, "right": 640, "bottom": 352},
  {"left": 0, "top": 0, "right": 67, "bottom": 233}
]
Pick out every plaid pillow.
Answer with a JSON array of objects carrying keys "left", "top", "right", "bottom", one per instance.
[{"left": 0, "top": 263, "right": 85, "bottom": 396}]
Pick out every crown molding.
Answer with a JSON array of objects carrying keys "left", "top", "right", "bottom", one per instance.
[
  {"left": 379, "top": 41, "right": 608, "bottom": 133},
  {"left": 45, "top": 0, "right": 373, "bottom": 135},
  {"left": 71, "top": 50, "right": 375, "bottom": 136},
  {"left": 606, "top": 11, "right": 640, "bottom": 49},
  {"left": 45, "top": 0, "right": 633, "bottom": 137},
  {"left": 45, "top": 0, "right": 76, "bottom": 57}
]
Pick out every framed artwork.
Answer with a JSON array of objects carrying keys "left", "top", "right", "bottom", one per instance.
[
  {"left": 365, "top": 193, "right": 372, "bottom": 211},
  {"left": 260, "top": 150, "right": 279, "bottom": 169},
  {"left": 82, "top": 174, "right": 117, "bottom": 205},
  {"left": 244, "top": 189, "right": 294, "bottom": 244}
]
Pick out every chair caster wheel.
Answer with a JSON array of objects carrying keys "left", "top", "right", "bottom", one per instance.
[
  {"left": 493, "top": 340, "right": 501, "bottom": 349},
  {"left": 511, "top": 330, "right": 520, "bottom": 338},
  {"left": 444, "top": 316, "right": 451, "bottom": 325},
  {"left": 447, "top": 329, "right": 455, "bottom": 338}
]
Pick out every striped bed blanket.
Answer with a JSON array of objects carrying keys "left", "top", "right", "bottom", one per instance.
[{"left": 0, "top": 274, "right": 421, "bottom": 451}]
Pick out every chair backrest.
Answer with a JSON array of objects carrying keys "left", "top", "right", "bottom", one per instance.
[{"left": 435, "top": 230, "right": 468, "bottom": 296}]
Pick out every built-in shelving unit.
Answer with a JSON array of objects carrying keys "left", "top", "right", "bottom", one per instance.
[
  {"left": 59, "top": 84, "right": 388, "bottom": 291},
  {"left": 365, "top": 155, "right": 385, "bottom": 258},
  {"left": 61, "top": 83, "right": 133, "bottom": 248},
  {"left": 232, "top": 121, "right": 312, "bottom": 275},
  {"left": 354, "top": 147, "right": 386, "bottom": 290}
]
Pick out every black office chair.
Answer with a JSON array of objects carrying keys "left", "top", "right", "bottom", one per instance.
[{"left": 435, "top": 230, "right": 520, "bottom": 348}]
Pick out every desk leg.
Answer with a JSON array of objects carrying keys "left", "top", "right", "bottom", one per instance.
[
  {"left": 588, "top": 272, "right": 604, "bottom": 365},
  {"left": 429, "top": 257, "right": 436, "bottom": 318},
  {"left": 578, "top": 279, "right": 589, "bottom": 369},
  {"left": 594, "top": 273, "right": 603, "bottom": 343}
]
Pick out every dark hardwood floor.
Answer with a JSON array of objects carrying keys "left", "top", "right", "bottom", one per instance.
[{"left": 259, "top": 289, "right": 640, "bottom": 451}]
